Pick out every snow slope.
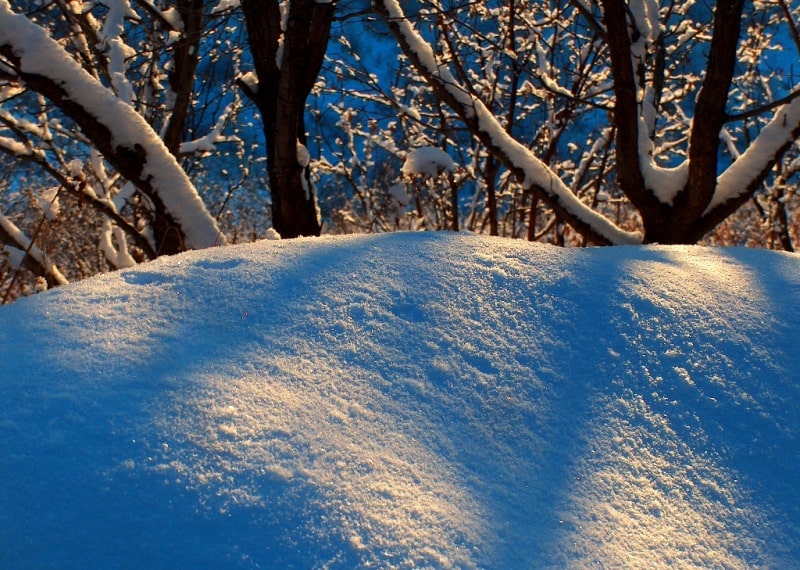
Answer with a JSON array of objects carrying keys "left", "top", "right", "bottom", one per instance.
[{"left": 1, "top": 232, "right": 798, "bottom": 569}]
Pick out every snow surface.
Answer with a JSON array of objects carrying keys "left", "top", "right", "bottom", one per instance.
[{"left": 1, "top": 232, "right": 799, "bottom": 569}]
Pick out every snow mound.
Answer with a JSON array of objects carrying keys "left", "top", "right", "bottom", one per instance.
[{"left": 1, "top": 232, "right": 798, "bottom": 568}]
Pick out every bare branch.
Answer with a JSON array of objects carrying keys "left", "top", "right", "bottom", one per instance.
[{"left": 725, "top": 85, "right": 800, "bottom": 123}]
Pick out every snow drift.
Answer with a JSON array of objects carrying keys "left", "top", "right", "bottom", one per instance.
[{"left": 1, "top": 232, "right": 798, "bottom": 568}]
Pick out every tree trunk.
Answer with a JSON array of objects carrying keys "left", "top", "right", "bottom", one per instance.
[
  {"left": 600, "top": 0, "right": 670, "bottom": 237},
  {"left": 602, "top": 0, "right": 747, "bottom": 244},
  {"left": 162, "top": 0, "right": 204, "bottom": 156},
  {"left": 241, "top": 0, "right": 334, "bottom": 238},
  {"left": 661, "top": 0, "right": 746, "bottom": 243}
]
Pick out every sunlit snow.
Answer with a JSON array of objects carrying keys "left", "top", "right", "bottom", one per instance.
[
  {"left": 1, "top": 232, "right": 798, "bottom": 568},
  {"left": 402, "top": 146, "right": 457, "bottom": 177}
]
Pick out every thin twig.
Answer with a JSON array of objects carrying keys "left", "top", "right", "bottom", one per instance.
[{"left": 725, "top": 85, "right": 800, "bottom": 123}]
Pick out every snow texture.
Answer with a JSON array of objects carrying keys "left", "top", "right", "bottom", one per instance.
[
  {"left": 237, "top": 71, "right": 259, "bottom": 95},
  {"left": 401, "top": 146, "right": 456, "bottom": 177},
  {"left": 0, "top": 1, "right": 224, "bottom": 249},
  {"left": 1, "top": 232, "right": 798, "bottom": 569}
]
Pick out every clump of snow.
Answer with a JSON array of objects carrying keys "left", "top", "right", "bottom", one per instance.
[
  {"left": 296, "top": 141, "right": 311, "bottom": 167},
  {"left": 1, "top": 243, "right": 25, "bottom": 268},
  {"left": 179, "top": 102, "right": 237, "bottom": 155},
  {"left": 99, "top": 219, "right": 137, "bottom": 268},
  {"left": 35, "top": 186, "right": 61, "bottom": 221},
  {"left": 160, "top": 7, "right": 184, "bottom": 31},
  {"left": 212, "top": 0, "right": 241, "bottom": 13},
  {"left": 0, "top": 233, "right": 798, "bottom": 568},
  {"left": 237, "top": 70, "right": 259, "bottom": 94},
  {"left": 389, "top": 182, "right": 409, "bottom": 206},
  {"left": 401, "top": 146, "right": 456, "bottom": 177}
]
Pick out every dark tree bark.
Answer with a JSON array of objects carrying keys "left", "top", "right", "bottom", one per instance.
[
  {"left": 599, "top": 0, "right": 662, "bottom": 222},
  {"left": 240, "top": 0, "right": 335, "bottom": 238},
  {"left": 162, "top": 0, "right": 205, "bottom": 156},
  {"left": 672, "top": 0, "right": 746, "bottom": 240}
]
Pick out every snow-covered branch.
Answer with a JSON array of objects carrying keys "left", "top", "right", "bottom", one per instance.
[
  {"left": 0, "top": 0, "right": 225, "bottom": 251},
  {"left": 0, "top": 210, "right": 68, "bottom": 288},
  {"left": 374, "top": 0, "right": 641, "bottom": 245},
  {"left": 0, "top": 133, "right": 158, "bottom": 260},
  {"left": 179, "top": 102, "right": 239, "bottom": 155},
  {"left": 708, "top": 97, "right": 800, "bottom": 215}
]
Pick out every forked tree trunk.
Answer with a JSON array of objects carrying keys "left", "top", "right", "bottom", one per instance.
[
  {"left": 241, "top": 0, "right": 335, "bottom": 238},
  {"left": 602, "top": 0, "right": 748, "bottom": 244}
]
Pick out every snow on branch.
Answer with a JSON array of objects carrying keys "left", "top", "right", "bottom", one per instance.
[
  {"left": 708, "top": 96, "right": 800, "bottom": 213},
  {"left": 0, "top": 133, "right": 158, "bottom": 260},
  {"left": 374, "top": 0, "right": 641, "bottom": 245},
  {"left": 212, "top": 0, "right": 241, "bottom": 14},
  {"left": 179, "top": 102, "right": 238, "bottom": 155},
  {"left": 0, "top": 1, "right": 225, "bottom": 250},
  {"left": 0, "top": 211, "right": 68, "bottom": 286},
  {"left": 401, "top": 146, "right": 456, "bottom": 177},
  {"left": 132, "top": 0, "right": 184, "bottom": 32}
]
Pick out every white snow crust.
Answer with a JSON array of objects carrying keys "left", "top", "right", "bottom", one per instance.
[{"left": 1, "top": 232, "right": 798, "bottom": 569}]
